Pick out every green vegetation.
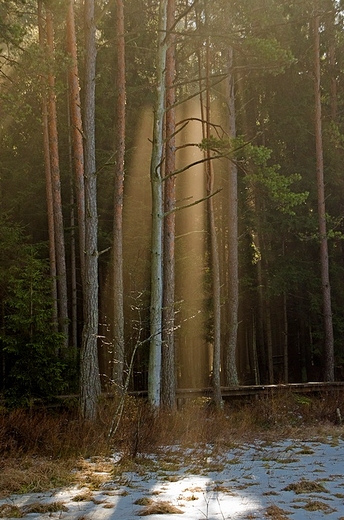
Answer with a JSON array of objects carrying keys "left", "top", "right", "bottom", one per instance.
[
  {"left": 0, "top": 217, "right": 66, "bottom": 406},
  {"left": 1, "top": 0, "right": 344, "bottom": 411}
]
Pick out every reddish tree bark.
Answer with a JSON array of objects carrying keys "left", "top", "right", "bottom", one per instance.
[
  {"left": 45, "top": 5, "right": 69, "bottom": 350},
  {"left": 66, "top": 0, "right": 86, "bottom": 281},
  {"left": 37, "top": 0, "right": 58, "bottom": 332}
]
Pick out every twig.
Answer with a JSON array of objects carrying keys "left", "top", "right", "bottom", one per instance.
[{"left": 164, "top": 188, "right": 222, "bottom": 216}]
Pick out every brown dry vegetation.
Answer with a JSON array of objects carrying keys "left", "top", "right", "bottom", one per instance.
[
  {"left": 0, "top": 390, "right": 343, "bottom": 498},
  {"left": 283, "top": 479, "right": 328, "bottom": 494},
  {"left": 264, "top": 504, "right": 290, "bottom": 519},
  {"left": 0, "top": 501, "right": 68, "bottom": 518},
  {"left": 137, "top": 500, "right": 184, "bottom": 515}
]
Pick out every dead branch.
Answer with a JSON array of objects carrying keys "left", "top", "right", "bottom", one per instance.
[{"left": 165, "top": 188, "right": 222, "bottom": 216}]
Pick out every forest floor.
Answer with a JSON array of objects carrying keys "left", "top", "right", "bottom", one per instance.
[
  {"left": 1, "top": 396, "right": 344, "bottom": 519},
  {"left": 1, "top": 430, "right": 344, "bottom": 518}
]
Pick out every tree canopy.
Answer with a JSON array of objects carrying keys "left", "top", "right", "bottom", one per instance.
[{"left": 1, "top": 0, "right": 344, "bottom": 411}]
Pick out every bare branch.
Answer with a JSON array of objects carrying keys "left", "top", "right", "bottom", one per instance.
[
  {"left": 165, "top": 188, "right": 222, "bottom": 216},
  {"left": 166, "top": 0, "right": 200, "bottom": 37},
  {"left": 163, "top": 152, "right": 227, "bottom": 181}
]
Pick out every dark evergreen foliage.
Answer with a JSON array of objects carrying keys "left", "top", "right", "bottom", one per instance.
[
  {"left": 0, "top": 217, "right": 65, "bottom": 406},
  {"left": 1, "top": 0, "right": 344, "bottom": 407}
]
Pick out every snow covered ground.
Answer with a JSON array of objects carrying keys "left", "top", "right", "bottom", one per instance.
[{"left": 1, "top": 436, "right": 344, "bottom": 519}]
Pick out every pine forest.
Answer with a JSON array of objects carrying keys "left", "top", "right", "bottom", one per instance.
[{"left": 1, "top": 0, "right": 344, "bottom": 419}]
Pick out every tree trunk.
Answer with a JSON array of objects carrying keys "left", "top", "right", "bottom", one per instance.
[
  {"left": 225, "top": 46, "right": 239, "bottom": 387},
  {"left": 112, "top": 0, "right": 125, "bottom": 390},
  {"left": 37, "top": 0, "right": 58, "bottom": 332},
  {"left": 162, "top": 0, "right": 176, "bottom": 409},
  {"left": 313, "top": 12, "right": 334, "bottom": 382},
  {"left": 80, "top": 0, "right": 101, "bottom": 420},
  {"left": 328, "top": 7, "right": 337, "bottom": 121},
  {"left": 66, "top": 82, "right": 78, "bottom": 355},
  {"left": 283, "top": 291, "right": 288, "bottom": 383},
  {"left": 252, "top": 314, "right": 260, "bottom": 384},
  {"left": 66, "top": 0, "right": 86, "bottom": 281},
  {"left": 266, "top": 301, "right": 274, "bottom": 384},
  {"left": 148, "top": 0, "right": 168, "bottom": 409},
  {"left": 69, "top": 173, "right": 78, "bottom": 354},
  {"left": 254, "top": 228, "right": 267, "bottom": 381},
  {"left": 282, "top": 240, "right": 288, "bottom": 383},
  {"left": 204, "top": 39, "right": 222, "bottom": 409},
  {"left": 46, "top": 6, "right": 69, "bottom": 351},
  {"left": 207, "top": 165, "right": 222, "bottom": 407}
]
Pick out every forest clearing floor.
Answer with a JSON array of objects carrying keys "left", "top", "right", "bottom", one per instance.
[
  {"left": 1, "top": 395, "right": 344, "bottom": 519},
  {"left": 1, "top": 429, "right": 344, "bottom": 519}
]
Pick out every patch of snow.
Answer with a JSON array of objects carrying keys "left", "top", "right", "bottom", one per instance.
[{"left": 1, "top": 437, "right": 344, "bottom": 519}]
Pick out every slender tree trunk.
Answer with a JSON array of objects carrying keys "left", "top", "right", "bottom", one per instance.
[
  {"left": 261, "top": 233, "right": 274, "bottom": 384},
  {"left": 112, "top": 0, "right": 125, "bottom": 389},
  {"left": 266, "top": 302, "right": 274, "bottom": 384},
  {"left": 328, "top": 7, "right": 337, "bottom": 122},
  {"left": 37, "top": 0, "right": 58, "bottom": 332},
  {"left": 254, "top": 228, "right": 267, "bottom": 381},
  {"left": 313, "top": 12, "right": 334, "bottom": 382},
  {"left": 66, "top": 0, "right": 86, "bottom": 281},
  {"left": 282, "top": 240, "right": 288, "bottom": 383},
  {"left": 70, "top": 177, "right": 78, "bottom": 354},
  {"left": 283, "top": 291, "right": 288, "bottom": 383},
  {"left": 67, "top": 82, "right": 78, "bottom": 355},
  {"left": 80, "top": 0, "right": 101, "bottom": 420},
  {"left": 204, "top": 39, "right": 222, "bottom": 408},
  {"left": 46, "top": 6, "right": 69, "bottom": 350},
  {"left": 225, "top": 47, "right": 239, "bottom": 386},
  {"left": 148, "top": 0, "right": 168, "bottom": 409},
  {"left": 162, "top": 0, "right": 176, "bottom": 409},
  {"left": 207, "top": 163, "right": 222, "bottom": 407},
  {"left": 252, "top": 314, "right": 260, "bottom": 384}
]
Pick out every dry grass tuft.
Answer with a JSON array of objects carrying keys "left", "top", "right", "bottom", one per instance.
[
  {"left": 72, "top": 490, "right": 93, "bottom": 502},
  {"left": 137, "top": 500, "right": 184, "bottom": 515},
  {"left": 264, "top": 504, "right": 290, "bottom": 518},
  {"left": 213, "top": 484, "right": 234, "bottom": 494},
  {"left": 283, "top": 479, "right": 328, "bottom": 494},
  {"left": 0, "top": 504, "right": 22, "bottom": 518},
  {"left": 302, "top": 500, "right": 335, "bottom": 512},
  {"left": 22, "top": 501, "right": 68, "bottom": 514},
  {"left": 0, "top": 457, "right": 75, "bottom": 497},
  {"left": 134, "top": 497, "right": 153, "bottom": 506},
  {"left": 0, "top": 501, "right": 67, "bottom": 518}
]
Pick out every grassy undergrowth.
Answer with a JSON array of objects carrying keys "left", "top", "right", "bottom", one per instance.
[{"left": 0, "top": 391, "right": 343, "bottom": 498}]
